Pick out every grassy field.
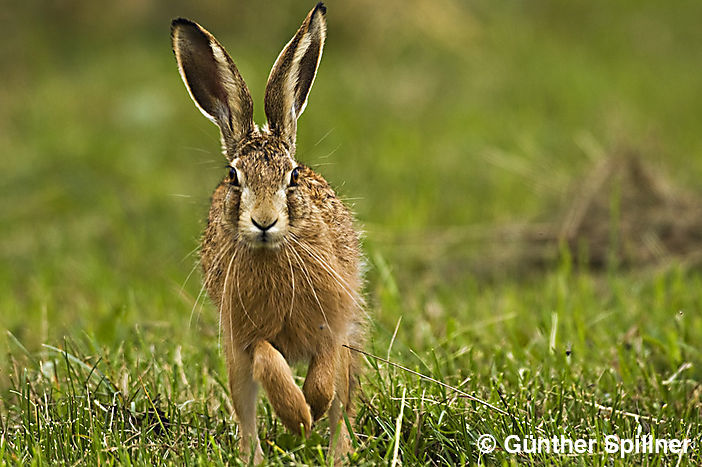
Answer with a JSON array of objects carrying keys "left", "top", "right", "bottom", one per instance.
[{"left": 2, "top": 0, "right": 702, "bottom": 464}]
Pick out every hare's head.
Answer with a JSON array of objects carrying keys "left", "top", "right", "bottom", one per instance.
[{"left": 172, "top": 4, "right": 327, "bottom": 249}]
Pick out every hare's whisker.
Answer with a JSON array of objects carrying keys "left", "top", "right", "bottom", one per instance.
[
  {"left": 226, "top": 244, "right": 242, "bottom": 366},
  {"left": 181, "top": 244, "right": 201, "bottom": 262},
  {"left": 193, "top": 243, "right": 234, "bottom": 329},
  {"left": 220, "top": 244, "right": 241, "bottom": 351},
  {"left": 289, "top": 233, "right": 349, "bottom": 291},
  {"left": 183, "top": 146, "right": 215, "bottom": 155},
  {"left": 316, "top": 143, "right": 341, "bottom": 160},
  {"left": 188, "top": 282, "right": 206, "bottom": 329},
  {"left": 180, "top": 259, "right": 205, "bottom": 328},
  {"left": 287, "top": 238, "right": 332, "bottom": 333},
  {"left": 283, "top": 241, "right": 296, "bottom": 319},
  {"left": 289, "top": 234, "right": 364, "bottom": 313},
  {"left": 233, "top": 245, "right": 258, "bottom": 328},
  {"left": 181, "top": 258, "right": 201, "bottom": 293},
  {"left": 313, "top": 128, "right": 334, "bottom": 147}
]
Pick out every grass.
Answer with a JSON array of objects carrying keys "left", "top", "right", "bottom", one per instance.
[{"left": 2, "top": 0, "right": 702, "bottom": 464}]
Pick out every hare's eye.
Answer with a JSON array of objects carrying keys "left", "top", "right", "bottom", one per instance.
[
  {"left": 290, "top": 167, "right": 300, "bottom": 187},
  {"left": 228, "top": 167, "right": 239, "bottom": 186}
]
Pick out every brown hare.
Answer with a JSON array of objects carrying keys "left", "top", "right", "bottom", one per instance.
[{"left": 171, "top": 3, "right": 365, "bottom": 463}]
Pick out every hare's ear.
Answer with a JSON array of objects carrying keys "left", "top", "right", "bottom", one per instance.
[
  {"left": 264, "top": 3, "right": 326, "bottom": 143},
  {"left": 171, "top": 18, "right": 254, "bottom": 150}
]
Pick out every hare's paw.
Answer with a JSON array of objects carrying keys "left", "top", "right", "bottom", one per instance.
[
  {"left": 252, "top": 340, "right": 313, "bottom": 435},
  {"left": 239, "top": 436, "right": 264, "bottom": 465},
  {"left": 277, "top": 391, "right": 313, "bottom": 436},
  {"left": 303, "top": 351, "right": 336, "bottom": 422}
]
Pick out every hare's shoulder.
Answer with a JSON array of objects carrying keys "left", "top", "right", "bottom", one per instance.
[
  {"left": 301, "top": 167, "right": 362, "bottom": 275},
  {"left": 200, "top": 181, "right": 234, "bottom": 270},
  {"left": 203, "top": 181, "right": 230, "bottom": 231},
  {"left": 302, "top": 168, "right": 355, "bottom": 229}
]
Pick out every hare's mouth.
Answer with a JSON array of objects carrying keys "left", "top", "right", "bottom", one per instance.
[{"left": 248, "top": 232, "right": 283, "bottom": 249}]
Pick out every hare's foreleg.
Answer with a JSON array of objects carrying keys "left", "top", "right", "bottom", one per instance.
[
  {"left": 302, "top": 346, "right": 337, "bottom": 421},
  {"left": 328, "top": 345, "right": 353, "bottom": 460},
  {"left": 226, "top": 347, "right": 263, "bottom": 464},
  {"left": 252, "top": 340, "right": 312, "bottom": 435}
]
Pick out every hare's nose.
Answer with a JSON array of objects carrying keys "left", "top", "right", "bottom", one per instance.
[{"left": 251, "top": 217, "right": 278, "bottom": 232}]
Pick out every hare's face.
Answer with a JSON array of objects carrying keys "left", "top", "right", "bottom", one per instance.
[
  {"left": 223, "top": 137, "right": 304, "bottom": 250},
  {"left": 172, "top": 6, "right": 327, "bottom": 248}
]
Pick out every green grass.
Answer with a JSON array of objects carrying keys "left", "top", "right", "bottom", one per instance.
[{"left": 2, "top": 0, "right": 702, "bottom": 464}]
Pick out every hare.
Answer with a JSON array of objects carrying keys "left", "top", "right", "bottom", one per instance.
[{"left": 171, "top": 3, "right": 365, "bottom": 463}]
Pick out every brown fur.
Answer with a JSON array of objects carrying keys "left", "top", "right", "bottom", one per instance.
[
  {"left": 172, "top": 3, "right": 365, "bottom": 464},
  {"left": 252, "top": 340, "right": 312, "bottom": 433}
]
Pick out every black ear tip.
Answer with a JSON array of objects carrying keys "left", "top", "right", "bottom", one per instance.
[
  {"left": 314, "top": 2, "right": 327, "bottom": 16},
  {"left": 171, "top": 17, "right": 197, "bottom": 33}
]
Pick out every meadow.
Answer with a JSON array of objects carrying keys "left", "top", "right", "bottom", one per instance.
[{"left": 2, "top": 0, "right": 702, "bottom": 464}]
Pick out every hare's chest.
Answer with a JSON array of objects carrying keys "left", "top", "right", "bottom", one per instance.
[
  {"left": 218, "top": 249, "right": 355, "bottom": 358},
  {"left": 270, "top": 279, "right": 348, "bottom": 360}
]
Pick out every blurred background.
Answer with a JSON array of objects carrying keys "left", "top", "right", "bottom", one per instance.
[{"left": 2, "top": 0, "right": 702, "bottom": 367}]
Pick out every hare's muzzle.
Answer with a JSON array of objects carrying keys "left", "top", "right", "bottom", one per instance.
[
  {"left": 240, "top": 211, "right": 286, "bottom": 249},
  {"left": 251, "top": 216, "right": 278, "bottom": 232}
]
